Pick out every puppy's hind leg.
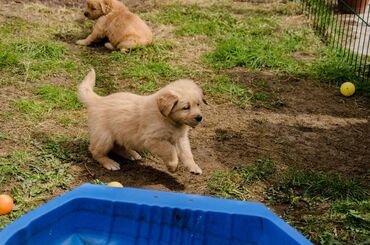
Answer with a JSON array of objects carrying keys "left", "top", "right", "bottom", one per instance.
[
  {"left": 104, "top": 42, "right": 115, "bottom": 50},
  {"left": 89, "top": 134, "right": 120, "bottom": 171},
  {"left": 117, "top": 39, "right": 138, "bottom": 53},
  {"left": 113, "top": 145, "right": 142, "bottom": 161}
]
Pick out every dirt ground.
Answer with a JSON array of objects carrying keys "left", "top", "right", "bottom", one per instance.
[{"left": 1, "top": 0, "right": 369, "bottom": 199}]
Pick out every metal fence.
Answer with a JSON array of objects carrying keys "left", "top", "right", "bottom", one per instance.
[{"left": 301, "top": 0, "right": 370, "bottom": 83}]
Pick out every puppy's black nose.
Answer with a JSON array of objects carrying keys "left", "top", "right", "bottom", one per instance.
[
  {"left": 195, "top": 115, "right": 203, "bottom": 122},
  {"left": 84, "top": 12, "right": 89, "bottom": 17}
]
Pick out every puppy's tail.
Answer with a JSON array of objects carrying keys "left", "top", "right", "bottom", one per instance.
[{"left": 78, "top": 69, "right": 100, "bottom": 105}]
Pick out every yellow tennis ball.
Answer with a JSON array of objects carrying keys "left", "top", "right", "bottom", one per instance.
[
  {"left": 340, "top": 82, "right": 355, "bottom": 97},
  {"left": 107, "top": 181, "right": 123, "bottom": 187}
]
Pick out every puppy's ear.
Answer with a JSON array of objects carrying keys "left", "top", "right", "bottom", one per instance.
[
  {"left": 157, "top": 92, "right": 179, "bottom": 117},
  {"left": 100, "top": 0, "right": 112, "bottom": 14}
]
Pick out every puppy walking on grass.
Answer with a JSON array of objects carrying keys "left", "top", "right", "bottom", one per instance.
[
  {"left": 79, "top": 69, "right": 206, "bottom": 174},
  {"left": 77, "top": 0, "right": 152, "bottom": 52}
]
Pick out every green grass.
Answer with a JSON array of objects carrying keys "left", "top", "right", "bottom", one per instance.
[
  {"left": 0, "top": 150, "right": 73, "bottom": 229},
  {"left": 0, "top": 39, "right": 77, "bottom": 80},
  {"left": 10, "top": 84, "right": 81, "bottom": 123},
  {"left": 282, "top": 168, "right": 368, "bottom": 201},
  {"left": 137, "top": 81, "right": 160, "bottom": 94},
  {"left": 204, "top": 75, "right": 253, "bottom": 108},
  {"left": 330, "top": 200, "right": 370, "bottom": 242},
  {"left": 203, "top": 28, "right": 320, "bottom": 72},
  {"left": 204, "top": 75, "right": 273, "bottom": 108},
  {"left": 0, "top": 16, "right": 34, "bottom": 35},
  {"left": 147, "top": 5, "right": 241, "bottom": 37},
  {"left": 34, "top": 84, "right": 81, "bottom": 110},
  {"left": 76, "top": 42, "right": 178, "bottom": 95},
  {"left": 286, "top": 199, "right": 370, "bottom": 244},
  {"left": 122, "top": 60, "right": 186, "bottom": 82},
  {"left": 309, "top": 50, "right": 359, "bottom": 82},
  {"left": 39, "top": 136, "right": 88, "bottom": 162},
  {"left": 12, "top": 99, "right": 53, "bottom": 122},
  {"left": 110, "top": 44, "right": 186, "bottom": 84},
  {"left": 208, "top": 159, "right": 275, "bottom": 200}
]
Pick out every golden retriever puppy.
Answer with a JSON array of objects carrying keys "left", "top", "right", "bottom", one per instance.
[
  {"left": 78, "top": 69, "right": 206, "bottom": 174},
  {"left": 76, "top": 0, "right": 152, "bottom": 52}
]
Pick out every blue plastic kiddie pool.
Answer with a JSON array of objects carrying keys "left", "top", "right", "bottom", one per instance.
[{"left": 0, "top": 184, "right": 311, "bottom": 244}]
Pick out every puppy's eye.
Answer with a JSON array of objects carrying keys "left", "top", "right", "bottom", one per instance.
[
  {"left": 91, "top": 7, "right": 96, "bottom": 10},
  {"left": 182, "top": 106, "right": 190, "bottom": 110},
  {"left": 197, "top": 103, "right": 200, "bottom": 106}
]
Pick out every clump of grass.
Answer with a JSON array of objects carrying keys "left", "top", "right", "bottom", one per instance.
[
  {"left": 204, "top": 75, "right": 253, "bottom": 108},
  {"left": 237, "top": 159, "right": 276, "bottom": 182},
  {"left": 282, "top": 168, "right": 368, "bottom": 201},
  {"left": 251, "top": 92, "right": 270, "bottom": 102},
  {"left": 12, "top": 99, "right": 53, "bottom": 121},
  {"left": 0, "top": 16, "right": 32, "bottom": 35},
  {"left": 0, "top": 39, "right": 77, "bottom": 80},
  {"left": 11, "top": 84, "right": 81, "bottom": 123},
  {"left": 308, "top": 50, "right": 359, "bottom": 83},
  {"left": 122, "top": 60, "right": 185, "bottom": 82},
  {"left": 77, "top": 42, "right": 177, "bottom": 95},
  {"left": 148, "top": 5, "right": 241, "bottom": 37},
  {"left": 36, "top": 135, "right": 89, "bottom": 163},
  {"left": 208, "top": 159, "right": 275, "bottom": 200},
  {"left": 56, "top": 113, "right": 82, "bottom": 127},
  {"left": 203, "top": 33, "right": 306, "bottom": 72},
  {"left": 109, "top": 42, "right": 175, "bottom": 62},
  {"left": 294, "top": 200, "right": 370, "bottom": 244},
  {"left": 332, "top": 200, "right": 370, "bottom": 228},
  {"left": 34, "top": 84, "right": 81, "bottom": 110},
  {"left": 137, "top": 81, "right": 159, "bottom": 94}
]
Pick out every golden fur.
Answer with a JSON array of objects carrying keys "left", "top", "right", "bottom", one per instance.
[
  {"left": 78, "top": 69, "right": 206, "bottom": 174},
  {"left": 76, "top": 0, "right": 152, "bottom": 52}
]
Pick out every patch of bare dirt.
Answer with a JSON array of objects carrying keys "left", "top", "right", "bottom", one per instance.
[{"left": 220, "top": 70, "right": 370, "bottom": 178}]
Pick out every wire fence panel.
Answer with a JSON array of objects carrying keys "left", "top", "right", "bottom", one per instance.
[{"left": 301, "top": 0, "right": 370, "bottom": 83}]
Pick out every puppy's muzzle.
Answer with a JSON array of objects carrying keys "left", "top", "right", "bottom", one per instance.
[{"left": 195, "top": 115, "right": 203, "bottom": 122}]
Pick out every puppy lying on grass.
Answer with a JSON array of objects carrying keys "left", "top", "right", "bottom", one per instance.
[
  {"left": 78, "top": 70, "right": 206, "bottom": 174},
  {"left": 77, "top": 0, "right": 152, "bottom": 52}
]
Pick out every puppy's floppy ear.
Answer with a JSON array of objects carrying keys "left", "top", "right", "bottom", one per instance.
[
  {"left": 100, "top": 0, "right": 112, "bottom": 14},
  {"left": 157, "top": 92, "right": 179, "bottom": 117}
]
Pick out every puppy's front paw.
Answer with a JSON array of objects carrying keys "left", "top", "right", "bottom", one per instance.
[
  {"left": 104, "top": 42, "right": 115, "bottom": 50},
  {"left": 102, "top": 161, "right": 120, "bottom": 171},
  {"left": 167, "top": 163, "right": 178, "bottom": 173},
  {"left": 76, "top": 39, "right": 89, "bottom": 46},
  {"left": 188, "top": 164, "right": 202, "bottom": 175}
]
